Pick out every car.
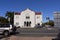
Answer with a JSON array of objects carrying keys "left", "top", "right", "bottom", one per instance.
[{"left": 0, "top": 23, "right": 17, "bottom": 37}]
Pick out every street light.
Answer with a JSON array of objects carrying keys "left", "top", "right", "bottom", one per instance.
[{"left": 46, "top": 17, "right": 50, "bottom": 22}]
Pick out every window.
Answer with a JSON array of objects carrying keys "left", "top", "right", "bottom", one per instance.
[
  {"left": 16, "top": 22, "right": 19, "bottom": 25},
  {"left": 0, "top": 23, "right": 10, "bottom": 27},
  {"left": 16, "top": 16, "right": 19, "bottom": 18},
  {"left": 37, "top": 16, "right": 40, "bottom": 19},
  {"left": 26, "top": 16, "right": 30, "bottom": 19}
]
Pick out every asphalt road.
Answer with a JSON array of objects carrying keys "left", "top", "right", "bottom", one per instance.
[{"left": 0, "top": 28, "right": 59, "bottom": 38}]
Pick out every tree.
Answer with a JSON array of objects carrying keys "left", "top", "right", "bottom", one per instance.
[
  {"left": 0, "top": 16, "right": 9, "bottom": 23},
  {"left": 5, "top": 11, "right": 14, "bottom": 24},
  {"left": 42, "top": 23, "right": 46, "bottom": 27},
  {"left": 47, "top": 20, "right": 54, "bottom": 26},
  {"left": 42, "top": 20, "right": 54, "bottom": 27}
]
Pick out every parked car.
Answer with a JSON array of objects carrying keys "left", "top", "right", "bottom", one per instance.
[{"left": 0, "top": 23, "right": 17, "bottom": 37}]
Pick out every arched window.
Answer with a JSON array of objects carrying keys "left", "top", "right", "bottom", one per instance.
[
  {"left": 24, "top": 21, "right": 27, "bottom": 26},
  {"left": 26, "top": 16, "right": 30, "bottom": 19}
]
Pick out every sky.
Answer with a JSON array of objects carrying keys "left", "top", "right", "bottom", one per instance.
[{"left": 0, "top": 0, "right": 60, "bottom": 22}]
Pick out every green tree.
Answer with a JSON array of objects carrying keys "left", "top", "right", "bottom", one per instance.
[
  {"left": 42, "top": 23, "right": 45, "bottom": 27},
  {"left": 5, "top": 11, "right": 14, "bottom": 24},
  {"left": 47, "top": 20, "right": 54, "bottom": 26},
  {"left": 42, "top": 20, "right": 54, "bottom": 27},
  {"left": 0, "top": 16, "right": 9, "bottom": 23}
]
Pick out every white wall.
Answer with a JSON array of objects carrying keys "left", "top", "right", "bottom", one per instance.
[
  {"left": 21, "top": 8, "right": 35, "bottom": 27},
  {"left": 36, "top": 15, "right": 42, "bottom": 25},
  {"left": 14, "top": 9, "right": 42, "bottom": 28},
  {"left": 14, "top": 15, "right": 21, "bottom": 27}
]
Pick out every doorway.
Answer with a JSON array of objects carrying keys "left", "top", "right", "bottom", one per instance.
[{"left": 24, "top": 21, "right": 31, "bottom": 27}]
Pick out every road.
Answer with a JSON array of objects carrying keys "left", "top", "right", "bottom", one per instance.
[{"left": 0, "top": 28, "right": 59, "bottom": 39}]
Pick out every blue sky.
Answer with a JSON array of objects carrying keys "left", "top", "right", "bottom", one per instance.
[{"left": 0, "top": 0, "right": 60, "bottom": 22}]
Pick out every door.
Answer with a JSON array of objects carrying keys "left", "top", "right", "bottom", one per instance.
[{"left": 24, "top": 21, "right": 31, "bottom": 27}]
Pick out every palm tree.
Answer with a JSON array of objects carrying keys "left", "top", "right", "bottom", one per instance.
[{"left": 5, "top": 11, "right": 14, "bottom": 24}]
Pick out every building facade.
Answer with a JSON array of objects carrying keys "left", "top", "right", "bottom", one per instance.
[
  {"left": 14, "top": 8, "right": 42, "bottom": 28},
  {"left": 54, "top": 12, "right": 60, "bottom": 27}
]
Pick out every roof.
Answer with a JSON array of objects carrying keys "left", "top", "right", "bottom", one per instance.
[
  {"left": 35, "top": 12, "right": 41, "bottom": 15},
  {"left": 14, "top": 12, "right": 41, "bottom": 15},
  {"left": 14, "top": 12, "right": 20, "bottom": 15}
]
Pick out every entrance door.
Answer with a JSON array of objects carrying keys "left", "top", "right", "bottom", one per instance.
[{"left": 24, "top": 21, "right": 31, "bottom": 27}]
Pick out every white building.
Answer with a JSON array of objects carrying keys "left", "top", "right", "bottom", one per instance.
[
  {"left": 54, "top": 12, "right": 60, "bottom": 27},
  {"left": 14, "top": 8, "right": 42, "bottom": 28}
]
